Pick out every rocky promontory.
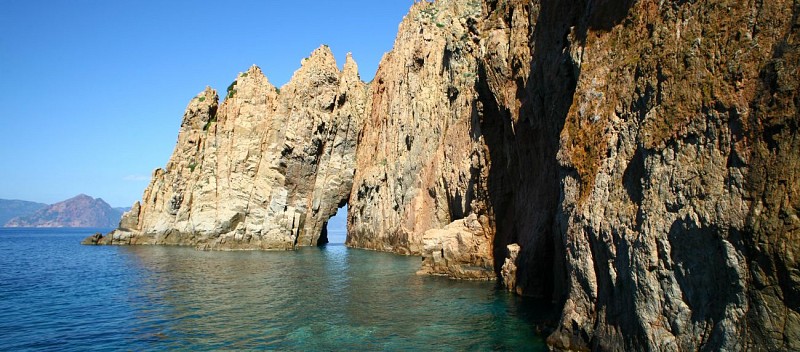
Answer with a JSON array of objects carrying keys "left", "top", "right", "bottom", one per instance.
[
  {"left": 97, "top": 46, "right": 366, "bottom": 249},
  {"left": 90, "top": 0, "right": 799, "bottom": 350}
]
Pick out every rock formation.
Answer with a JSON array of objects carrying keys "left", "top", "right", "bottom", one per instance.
[
  {"left": 98, "top": 46, "right": 367, "bottom": 249},
  {"left": 80, "top": 232, "right": 104, "bottom": 245},
  {"left": 91, "top": 0, "right": 799, "bottom": 349},
  {"left": 5, "top": 194, "right": 121, "bottom": 228},
  {"left": 347, "top": 0, "right": 496, "bottom": 279},
  {"left": 474, "top": 0, "right": 799, "bottom": 350},
  {"left": 357, "top": 0, "right": 799, "bottom": 349}
]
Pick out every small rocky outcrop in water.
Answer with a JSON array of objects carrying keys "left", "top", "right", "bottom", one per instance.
[
  {"left": 95, "top": 46, "right": 367, "bottom": 249},
  {"left": 80, "top": 232, "right": 104, "bottom": 245},
  {"left": 91, "top": 0, "right": 799, "bottom": 350},
  {"left": 6, "top": 194, "right": 121, "bottom": 228}
]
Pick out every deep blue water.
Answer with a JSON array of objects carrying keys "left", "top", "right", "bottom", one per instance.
[{"left": 0, "top": 228, "right": 548, "bottom": 351}]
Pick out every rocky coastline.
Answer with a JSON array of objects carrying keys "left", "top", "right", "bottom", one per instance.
[{"left": 87, "top": 0, "right": 799, "bottom": 349}]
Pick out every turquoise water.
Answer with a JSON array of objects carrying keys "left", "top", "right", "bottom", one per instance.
[{"left": 0, "top": 228, "right": 548, "bottom": 351}]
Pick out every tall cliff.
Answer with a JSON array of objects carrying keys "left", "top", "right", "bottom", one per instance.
[
  {"left": 92, "top": 0, "right": 799, "bottom": 349},
  {"left": 102, "top": 46, "right": 367, "bottom": 249},
  {"left": 347, "top": 0, "right": 496, "bottom": 279},
  {"left": 355, "top": 0, "right": 799, "bottom": 349},
  {"left": 475, "top": 0, "right": 799, "bottom": 350}
]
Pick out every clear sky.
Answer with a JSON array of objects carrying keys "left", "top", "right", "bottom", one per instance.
[{"left": 0, "top": 0, "right": 412, "bottom": 208}]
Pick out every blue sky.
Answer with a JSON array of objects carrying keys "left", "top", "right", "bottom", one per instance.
[{"left": 0, "top": 0, "right": 411, "bottom": 208}]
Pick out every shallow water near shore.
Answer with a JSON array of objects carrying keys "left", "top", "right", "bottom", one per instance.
[{"left": 0, "top": 228, "right": 548, "bottom": 351}]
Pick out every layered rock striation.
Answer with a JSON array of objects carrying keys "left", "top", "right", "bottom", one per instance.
[
  {"left": 347, "top": 0, "right": 496, "bottom": 279},
  {"left": 100, "top": 46, "right": 366, "bottom": 249}
]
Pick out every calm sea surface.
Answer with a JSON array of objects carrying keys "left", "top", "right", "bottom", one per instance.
[{"left": 0, "top": 228, "right": 548, "bottom": 351}]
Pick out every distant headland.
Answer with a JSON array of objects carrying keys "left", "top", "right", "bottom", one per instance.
[{"left": 1, "top": 194, "right": 126, "bottom": 228}]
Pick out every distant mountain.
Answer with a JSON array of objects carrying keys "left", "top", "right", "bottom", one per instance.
[
  {"left": 4, "top": 194, "right": 122, "bottom": 228},
  {"left": 0, "top": 199, "right": 48, "bottom": 225}
]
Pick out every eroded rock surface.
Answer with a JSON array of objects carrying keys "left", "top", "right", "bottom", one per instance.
[
  {"left": 99, "top": 46, "right": 367, "bottom": 250},
  {"left": 500, "top": 243, "right": 521, "bottom": 295},
  {"left": 417, "top": 213, "right": 494, "bottom": 279},
  {"left": 347, "top": 0, "right": 496, "bottom": 278},
  {"left": 357, "top": 0, "right": 799, "bottom": 349},
  {"left": 475, "top": 0, "right": 800, "bottom": 350},
  {"left": 91, "top": 0, "right": 799, "bottom": 349}
]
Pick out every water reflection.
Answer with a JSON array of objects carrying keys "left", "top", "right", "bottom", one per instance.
[{"left": 118, "top": 244, "right": 548, "bottom": 351}]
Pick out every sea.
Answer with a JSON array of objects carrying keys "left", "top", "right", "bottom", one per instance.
[{"left": 0, "top": 228, "right": 549, "bottom": 351}]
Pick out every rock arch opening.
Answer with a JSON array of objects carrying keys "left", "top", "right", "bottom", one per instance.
[{"left": 319, "top": 204, "right": 348, "bottom": 246}]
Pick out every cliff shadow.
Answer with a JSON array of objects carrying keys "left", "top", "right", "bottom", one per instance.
[
  {"left": 666, "top": 219, "right": 745, "bottom": 349},
  {"left": 475, "top": 0, "right": 596, "bottom": 302},
  {"left": 740, "top": 14, "right": 800, "bottom": 349}
]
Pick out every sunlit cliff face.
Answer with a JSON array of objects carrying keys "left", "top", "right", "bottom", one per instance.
[{"left": 92, "top": 0, "right": 799, "bottom": 350}]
